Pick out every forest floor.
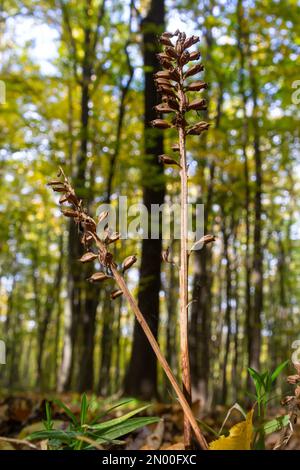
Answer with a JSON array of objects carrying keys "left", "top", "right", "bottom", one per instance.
[{"left": 0, "top": 393, "right": 299, "bottom": 450}]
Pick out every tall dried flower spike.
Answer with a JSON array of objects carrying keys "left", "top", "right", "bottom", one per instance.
[
  {"left": 153, "top": 30, "right": 209, "bottom": 449},
  {"left": 48, "top": 168, "right": 208, "bottom": 451}
]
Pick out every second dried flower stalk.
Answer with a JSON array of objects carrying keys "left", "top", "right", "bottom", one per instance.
[{"left": 152, "top": 30, "right": 210, "bottom": 448}]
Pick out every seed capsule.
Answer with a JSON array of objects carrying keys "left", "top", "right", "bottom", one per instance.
[
  {"left": 187, "top": 81, "right": 208, "bottom": 92},
  {"left": 179, "top": 51, "right": 190, "bottom": 66},
  {"left": 98, "top": 210, "right": 109, "bottom": 224},
  {"left": 158, "top": 155, "right": 181, "bottom": 167},
  {"left": 187, "top": 121, "right": 210, "bottom": 135},
  {"left": 150, "top": 119, "right": 172, "bottom": 129},
  {"left": 122, "top": 255, "right": 137, "bottom": 272},
  {"left": 107, "top": 232, "right": 120, "bottom": 244},
  {"left": 60, "top": 208, "right": 79, "bottom": 218},
  {"left": 187, "top": 98, "right": 207, "bottom": 111},
  {"left": 160, "top": 36, "right": 174, "bottom": 47},
  {"left": 87, "top": 272, "right": 110, "bottom": 283},
  {"left": 111, "top": 289, "right": 123, "bottom": 300},
  {"left": 165, "top": 46, "right": 178, "bottom": 60},
  {"left": 189, "top": 51, "right": 201, "bottom": 61},
  {"left": 184, "top": 63, "right": 204, "bottom": 79},
  {"left": 79, "top": 252, "right": 98, "bottom": 263},
  {"left": 183, "top": 35, "right": 199, "bottom": 50},
  {"left": 154, "top": 104, "right": 177, "bottom": 114}
]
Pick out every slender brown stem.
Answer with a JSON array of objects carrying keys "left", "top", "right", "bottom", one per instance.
[
  {"left": 178, "top": 71, "right": 192, "bottom": 448},
  {"left": 111, "top": 265, "right": 208, "bottom": 450}
]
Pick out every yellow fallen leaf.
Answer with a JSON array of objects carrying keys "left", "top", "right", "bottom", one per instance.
[{"left": 209, "top": 409, "right": 254, "bottom": 450}]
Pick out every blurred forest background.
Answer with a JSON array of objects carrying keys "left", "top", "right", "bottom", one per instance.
[{"left": 0, "top": 0, "right": 299, "bottom": 409}]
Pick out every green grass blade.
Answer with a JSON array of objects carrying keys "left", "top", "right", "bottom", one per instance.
[
  {"left": 255, "top": 415, "right": 290, "bottom": 435},
  {"left": 271, "top": 360, "right": 289, "bottom": 383},
  {"left": 28, "top": 429, "right": 79, "bottom": 444},
  {"left": 95, "top": 417, "right": 160, "bottom": 442},
  {"left": 53, "top": 399, "right": 78, "bottom": 427},
  {"left": 88, "top": 405, "right": 150, "bottom": 431},
  {"left": 80, "top": 393, "right": 88, "bottom": 426}
]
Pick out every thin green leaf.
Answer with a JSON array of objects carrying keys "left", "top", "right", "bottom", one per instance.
[
  {"left": 271, "top": 360, "right": 289, "bottom": 383},
  {"left": 197, "top": 419, "right": 219, "bottom": 437},
  {"left": 256, "top": 415, "right": 290, "bottom": 435},
  {"left": 96, "top": 417, "right": 160, "bottom": 442},
  {"left": 88, "top": 405, "right": 150, "bottom": 431},
  {"left": 80, "top": 393, "right": 88, "bottom": 426},
  {"left": 90, "top": 399, "right": 134, "bottom": 425},
  {"left": 53, "top": 399, "right": 78, "bottom": 427},
  {"left": 28, "top": 429, "right": 79, "bottom": 444}
]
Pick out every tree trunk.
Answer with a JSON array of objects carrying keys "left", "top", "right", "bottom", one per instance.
[
  {"left": 248, "top": 44, "right": 263, "bottom": 373},
  {"left": 221, "top": 220, "right": 231, "bottom": 404},
  {"left": 124, "top": 0, "right": 165, "bottom": 399}
]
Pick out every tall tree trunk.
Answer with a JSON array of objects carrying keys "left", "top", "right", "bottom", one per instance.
[
  {"left": 248, "top": 41, "right": 263, "bottom": 372},
  {"left": 37, "top": 235, "right": 63, "bottom": 389},
  {"left": 190, "top": 81, "right": 222, "bottom": 404},
  {"left": 59, "top": 0, "right": 107, "bottom": 392},
  {"left": 236, "top": 0, "right": 252, "bottom": 383},
  {"left": 97, "top": 292, "right": 114, "bottom": 395},
  {"left": 221, "top": 217, "right": 232, "bottom": 404},
  {"left": 124, "top": 0, "right": 165, "bottom": 399}
]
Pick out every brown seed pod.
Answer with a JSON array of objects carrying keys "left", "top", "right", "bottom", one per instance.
[
  {"left": 184, "top": 63, "right": 204, "bottom": 79},
  {"left": 161, "top": 95, "right": 179, "bottom": 110},
  {"left": 157, "top": 86, "right": 177, "bottom": 99},
  {"left": 155, "top": 70, "right": 173, "bottom": 79},
  {"left": 60, "top": 208, "right": 79, "bottom": 218},
  {"left": 158, "top": 154, "right": 181, "bottom": 167},
  {"left": 165, "top": 46, "right": 178, "bottom": 60},
  {"left": 98, "top": 210, "right": 109, "bottom": 224},
  {"left": 160, "top": 36, "right": 174, "bottom": 47},
  {"left": 49, "top": 185, "right": 67, "bottom": 193},
  {"left": 161, "top": 31, "right": 176, "bottom": 39},
  {"left": 154, "top": 104, "right": 177, "bottom": 114},
  {"left": 107, "top": 232, "right": 120, "bottom": 244},
  {"left": 187, "top": 98, "right": 207, "bottom": 111},
  {"left": 79, "top": 252, "right": 98, "bottom": 263},
  {"left": 157, "top": 52, "right": 171, "bottom": 60},
  {"left": 187, "top": 80, "right": 208, "bottom": 92},
  {"left": 59, "top": 193, "right": 71, "bottom": 204},
  {"left": 178, "top": 51, "right": 190, "bottom": 67},
  {"left": 183, "top": 35, "right": 199, "bottom": 50},
  {"left": 190, "top": 234, "right": 216, "bottom": 253},
  {"left": 87, "top": 272, "right": 110, "bottom": 283},
  {"left": 155, "top": 78, "right": 176, "bottom": 89},
  {"left": 122, "top": 255, "right": 137, "bottom": 272},
  {"left": 150, "top": 119, "right": 172, "bottom": 129},
  {"left": 110, "top": 289, "right": 123, "bottom": 300},
  {"left": 189, "top": 51, "right": 201, "bottom": 61},
  {"left": 187, "top": 121, "right": 210, "bottom": 135},
  {"left": 47, "top": 180, "right": 65, "bottom": 187}
]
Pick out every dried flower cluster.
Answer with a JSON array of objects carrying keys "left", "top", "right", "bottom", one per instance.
[
  {"left": 151, "top": 30, "right": 211, "bottom": 449},
  {"left": 151, "top": 29, "right": 209, "bottom": 168},
  {"left": 48, "top": 167, "right": 136, "bottom": 300},
  {"left": 48, "top": 167, "right": 208, "bottom": 451}
]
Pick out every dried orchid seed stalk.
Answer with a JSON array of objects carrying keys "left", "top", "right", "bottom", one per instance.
[
  {"left": 48, "top": 167, "right": 208, "bottom": 451},
  {"left": 151, "top": 30, "right": 211, "bottom": 449}
]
